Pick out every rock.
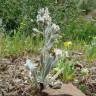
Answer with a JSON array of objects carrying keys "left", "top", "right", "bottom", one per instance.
[
  {"left": 52, "top": 82, "right": 62, "bottom": 89},
  {"left": 41, "top": 83, "right": 86, "bottom": 96},
  {"left": 49, "top": 80, "right": 62, "bottom": 89},
  {"left": 90, "top": 67, "right": 96, "bottom": 74},
  {"left": 0, "top": 58, "right": 11, "bottom": 64}
]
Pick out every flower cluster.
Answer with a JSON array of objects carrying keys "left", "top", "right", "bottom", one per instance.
[
  {"left": 54, "top": 48, "right": 63, "bottom": 57},
  {"left": 64, "top": 41, "right": 72, "bottom": 47},
  {"left": 81, "top": 68, "right": 89, "bottom": 76},
  {"left": 36, "top": 7, "right": 60, "bottom": 52},
  {"left": 51, "top": 23, "right": 60, "bottom": 34},
  {"left": 37, "top": 7, "right": 51, "bottom": 25}
]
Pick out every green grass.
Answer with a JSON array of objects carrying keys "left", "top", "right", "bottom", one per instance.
[{"left": 0, "top": 31, "right": 43, "bottom": 57}]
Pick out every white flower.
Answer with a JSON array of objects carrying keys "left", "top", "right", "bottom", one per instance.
[
  {"left": 38, "top": 8, "right": 45, "bottom": 15},
  {"left": 54, "top": 48, "right": 63, "bottom": 57},
  {"left": 65, "top": 51, "right": 69, "bottom": 57},
  {"left": 51, "top": 23, "right": 60, "bottom": 32},
  {"left": 30, "top": 19, "right": 33, "bottom": 22},
  {"left": 33, "top": 28, "right": 40, "bottom": 33},
  {"left": 43, "top": 15, "right": 51, "bottom": 25},
  {"left": 43, "top": 8, "right": 51, "bottom": 23},
  {"left": 81, "top": 68, "right": 89, "bottom": 75},
  {"left": 74, "top": 79, "right": 79, "bottom": 84},
  {"left": 44, "top": 7, "right": 49, "bottom": 15},
  {"left": 24, "top": 59, "right": 36, "bottom": 71},
  {"left": 36, "top": 7, "right": 51, "bottom": 25},
  {"left": 37, "top": 15, "right": 44, "bottom": 23}
]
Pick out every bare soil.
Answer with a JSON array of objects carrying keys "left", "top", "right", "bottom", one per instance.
[{"left": 0, "top": 55, "right": 96, "bottom": 96}]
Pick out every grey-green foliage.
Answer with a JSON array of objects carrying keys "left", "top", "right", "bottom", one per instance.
[
  {"left": 37, "top": 7, "right": 60, "bottom": 82},
  {"left": 32, "top": 8, "right": 60, "bottom": 83}
]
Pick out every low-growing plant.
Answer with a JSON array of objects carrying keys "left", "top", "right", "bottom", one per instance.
[
  {"left": 0, "top": 30, "right": 43, "bottom": 56},
  {"left": 79, "top": 84, "right": 87, "bottom": 93},
  {"left": 54, "top": 52, "right": 75, "bottom": 83}
]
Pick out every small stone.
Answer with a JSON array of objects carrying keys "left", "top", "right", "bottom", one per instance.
[
  {"left": 41, "top": 83, "right": 86, "bottom": 96},
  {"left": 52, "top": 83, "right": 62, "bottom": 89},
  {"left": 49, "top": 80, "right": 62, "bottom": 89},
  {"left": 90, "top": 67, "right": 96, "bottom": 74}
]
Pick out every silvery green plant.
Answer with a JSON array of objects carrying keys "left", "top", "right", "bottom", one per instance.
[
  {"left": 36, "top": 7, "right": 60, "bottom": 83},
  {"left": 25, "top": 7, "right": 60, "bottom": 86}
]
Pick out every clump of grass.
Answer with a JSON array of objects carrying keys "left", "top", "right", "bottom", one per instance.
[
  {"left": 0, "top": 31, "right": 43, "bottom": 57},
  {"left": 54, "top": 55, "right": 75, "bottom": 83},
  {"left": 85, "top": 37, "right": 96, "bottom": 62}
]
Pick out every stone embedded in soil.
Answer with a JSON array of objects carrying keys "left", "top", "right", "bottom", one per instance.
[
  {"left": 90, "top": 67, "right": 96, "bottom": 74},
  {"left": 41, "top": 83, "right": 86, "bottom": 96}
]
